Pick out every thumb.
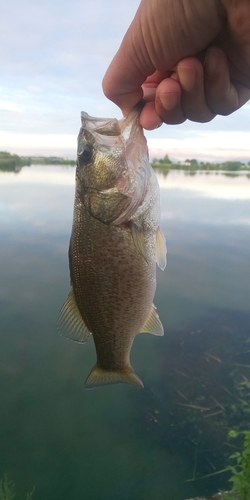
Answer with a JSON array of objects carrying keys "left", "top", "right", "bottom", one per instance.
[{"left": 102, "top": 25, "right": 153, "bottom": 116}]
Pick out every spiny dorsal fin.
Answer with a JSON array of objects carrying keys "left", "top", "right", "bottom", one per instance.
[
  {"left": 156, "top": 227, "right": 167, "bottom": 271},
  {"left": 85, "top": 364, "right": 144, "bottom": 389},
  {"left": 139, "top": 304, "right": 164, "bottom": 336},
  {"left": 131, "top": 222, "right": 148, "bottom": 264},
  {"left": 57, "top": 289, "right": 91, "bottom": 343}
]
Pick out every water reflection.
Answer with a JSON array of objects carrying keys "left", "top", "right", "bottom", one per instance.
[
  {"left": 157, "top": 170, "right": 250, "bottom": 200},
  {"left": 0, "top": 167, "right": 249, "bottom": 500}
]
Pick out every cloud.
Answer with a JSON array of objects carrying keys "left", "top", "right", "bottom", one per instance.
[
  {"left": 0, "top": 0, "right": 138, "bottom": 141},
  {"left": 0, "top": 0, "right": 249, "bottom": 160},
  {"left": 147, "top": 131, "right": 250, "bottom": 163},
  {"left": 0, "top": 131, "right": 76, "bottom": 158}
]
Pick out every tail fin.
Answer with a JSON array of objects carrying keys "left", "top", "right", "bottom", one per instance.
[{"left": 85, "top": 364, "right": 144, "bottom": 389}]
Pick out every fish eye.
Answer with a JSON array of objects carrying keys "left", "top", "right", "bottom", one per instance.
[{"left": 78, "top": 144, "right": 92, "bottom": 165}]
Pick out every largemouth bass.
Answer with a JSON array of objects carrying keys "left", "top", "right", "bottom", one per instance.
[{"left": 58, "top": 105, "right": 166, "bottom": 388}]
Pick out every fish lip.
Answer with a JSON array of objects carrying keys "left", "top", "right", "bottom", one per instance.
[
  {"left": 80, "top": 100, "right": 145, "bottom": 123},
  {"left": 118, "top": 100, "right": 145, "bottom": 143},
  {"left": 80, "top": 112, "right": 121, "bottom": 137},
  {"left": 120, "top": 100, "right": 145, "bottom": 127},
  {"left": 80, "top": 101, "right": 145, "bottom": 143}
]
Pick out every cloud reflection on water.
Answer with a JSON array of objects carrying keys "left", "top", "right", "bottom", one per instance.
[
  {"left": 158, "top": 170, "right": 250, "bottom": 200},
  {"left": 158, "top": 171, "right": 250, "bottom": 228},
  {"left": 0, "top": 165, "right": 249, "bottom": 500}
]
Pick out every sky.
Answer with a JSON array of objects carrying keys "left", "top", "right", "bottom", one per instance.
[{"left": 1, "top": 0, "right": 250, "bottom": 163}]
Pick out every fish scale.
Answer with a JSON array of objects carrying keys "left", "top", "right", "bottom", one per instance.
[{"left": 58, "top": 105, "right": 167, "bottom": 388}]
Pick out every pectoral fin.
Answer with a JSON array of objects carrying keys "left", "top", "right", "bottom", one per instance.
[
  {"left": 57, "top": 289, "right": 91, "bottom": 343},
  {"left": 140, "top": 305, "right": 164, "bottom": 336},
  {"left": 85, "top": 365, "right": 144, "bottom": 389},
  {"left": 156, "top": 227, "right": 167, "bottom": 271},
  {"left": 131, "top": 222, "right": 148, "bottom": 264}
]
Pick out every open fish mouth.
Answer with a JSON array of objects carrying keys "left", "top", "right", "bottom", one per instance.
[{"left": 78, "top": 100, "right": 146, "bottom": 151}]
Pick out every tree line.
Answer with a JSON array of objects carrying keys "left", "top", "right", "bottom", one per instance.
[
  {"left": 152, "top": 154, "right": 250, "bottom": 172},
  {"left": 0, "top": 151, "right": 75, "bottom": 172}
]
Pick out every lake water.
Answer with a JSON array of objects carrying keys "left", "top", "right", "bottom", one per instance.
[{"left": 0, "top": 166, "right": 250, "bottom": 499}]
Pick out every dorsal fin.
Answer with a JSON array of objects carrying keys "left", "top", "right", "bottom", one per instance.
[
  {"left": 139, "top": 305, "right": 164, "bottom": 336},
  {"left": 57, "top": 289, "right": 91, "bottom": 343}
]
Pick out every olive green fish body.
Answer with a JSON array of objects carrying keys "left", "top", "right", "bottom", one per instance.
[
  {"left": 58, "top": 106, "right": 166, "bottom": 388},
  {"left": 71, "top": 198, "right": 156, "bottom": 364}
]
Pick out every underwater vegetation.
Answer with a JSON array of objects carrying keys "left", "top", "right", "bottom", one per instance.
[
  {"left": 221, "top": 430, "right": 250, "bottom": 500},
  {"left": 130, "top": 308, "right": 250, "bottom": 496},
  {"left": 0, "top": 475, "right": 35, "bottom": 500}
]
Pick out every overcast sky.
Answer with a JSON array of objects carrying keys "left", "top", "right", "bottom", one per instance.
[{"left": 1, "top": 0, "right": 250, "bottom": 162}]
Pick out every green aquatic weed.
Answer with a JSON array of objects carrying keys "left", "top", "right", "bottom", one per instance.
[
  {"left": 221, "top": 431, "right": 250, "bottom": 500},
  {"left": 24, "top": 488, "right": 35, "bottom": 500},
  {"left": 0, "top": 475, "right": 35, "bottom": 500},
  {"left": 0, "top": 475, "right": 15, "bottom": 500}
]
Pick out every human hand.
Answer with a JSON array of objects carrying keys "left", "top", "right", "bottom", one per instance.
[{"left": 102, "top": 0, "right": 250, "bottom": 130}]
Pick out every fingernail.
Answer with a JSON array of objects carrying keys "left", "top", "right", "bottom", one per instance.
[
  {"left": 178, "top": 66, "right": 196, "bottom": 91},
  {"left": 160, "top": 92, "right": 179, "bottom": 111}
]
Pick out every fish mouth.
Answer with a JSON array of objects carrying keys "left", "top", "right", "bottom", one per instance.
[
  {"left": 80, "top": 100, "right": 145, "bottom": 143},
  {"left": 77, "top": 101, "right": 149, "bottom": 205},
  {"left": 81, "top": 112, "right": 121, "bottom": 137}
]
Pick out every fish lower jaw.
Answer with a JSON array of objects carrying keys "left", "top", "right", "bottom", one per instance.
[{"left": 85, "top": 364, "right": 144, "bottom": 389}]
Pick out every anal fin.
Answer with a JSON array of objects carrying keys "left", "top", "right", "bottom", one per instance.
[
  {"left": 57, "top": 289, "right": 91, "bottom": 343},
  {"left": 85, "top": 364, "right": 144, "bottom": 389},
  {"left": 139, "top": 304, "right": 164, "bottom": 336}
]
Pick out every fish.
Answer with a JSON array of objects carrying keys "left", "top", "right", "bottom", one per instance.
[{"left": 58, "top": 104, "right": 167, "bottom": 389}]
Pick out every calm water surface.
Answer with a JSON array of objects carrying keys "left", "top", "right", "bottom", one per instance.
[{"left": 0, "top": 166, "right": 250, "bottom": 499}]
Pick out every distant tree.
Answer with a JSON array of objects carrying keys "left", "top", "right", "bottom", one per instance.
[
  {"left": 223, "top": 161, "right": 243, "bottom": 171},
  {"left": 162, "top": 154, "right": 172, "bottom": 164},
  {"left": 0, "top": 151, "right": 12, "bottom": 159},
  {"left": 189, "top": 158, "right": 199, "bottom": 166}
]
